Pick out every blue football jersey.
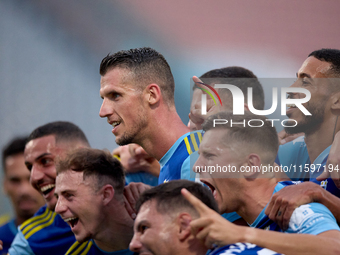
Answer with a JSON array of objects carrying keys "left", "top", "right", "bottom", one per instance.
[
  {"left": 65, "top": 240, "right": 136, "bottom": 254},
  {"left": 0, "top": 218, "right": 17, "bottom": 255},
  {"left": 9, "top": 205, "right": 76, "bottom": 255},
  {"left": 251, "top": 181, "right": 340, "bottom": 235},
  {"left": 158, "top": 131, "right": 202, "bottom": 184},
  {"left": 209, "top": 243, "right": 283, "bottom": 255},
  {"left": 276, "top": 137, "right": 340, "bottom": 197}
]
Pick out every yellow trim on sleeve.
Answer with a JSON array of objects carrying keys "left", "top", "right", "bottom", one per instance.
[
  {"left": 24, "top": 212, "right": 57, "bottom": 239},
  {"left": 190, "top": 133, "right": 199, "bottom": 151},
  {"left": 184, "top": 137, "right": 192, "bottom": 155}
]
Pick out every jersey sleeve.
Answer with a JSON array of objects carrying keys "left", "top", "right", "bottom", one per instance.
[
  {"left": 287, "top": 203, "right": 340, "bottom": 235},
  {"left": 8, "top": 227, "right": 35, "bottom": 255}
]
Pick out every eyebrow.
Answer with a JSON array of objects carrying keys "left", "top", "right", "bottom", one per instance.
[{"left": 297, "top": 72, "right": 312, "bottom": 79}]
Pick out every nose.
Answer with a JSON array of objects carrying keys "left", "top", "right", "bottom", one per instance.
[
  {"left": 30, "top": 164, "right": 45, "bottom": 188},
  {"left": 19, "top": 178, "right": 34, "bottom": 195},
  {"left": 129, "top": 233, "right": 142, "bottom": 253},
  {"left": 99, "top": 98, "right": 112, "bottom": 118},
  {"left": 55, "top": 196, "right": 67, "bottom": 215}
]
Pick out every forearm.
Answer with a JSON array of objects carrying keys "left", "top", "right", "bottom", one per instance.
[{"left": 243, "top": 228, "right": 340, "bottom": 255}]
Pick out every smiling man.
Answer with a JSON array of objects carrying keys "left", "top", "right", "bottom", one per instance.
[
  {"left": 9, "top": 121, "right": 90, "bottom": 255},
  {"left": 99, "top": 47, "right": 201, "bottom": 184},
  {"left": 268, "top": 49, "right": 340, "bottom": 227},
  {"left": 276, "top": 49, "right": 340, "bottom": 185},
  {"left": 55, "top": 148, "right": 135, "bottom": 254}
]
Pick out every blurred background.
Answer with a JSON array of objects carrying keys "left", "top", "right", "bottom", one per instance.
[{"left": 1, "top": 0, "right": 339, "bottom": 216}]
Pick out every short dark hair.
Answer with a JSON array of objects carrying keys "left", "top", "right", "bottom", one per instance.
[
  {"left": 27, "top": 121, "right": 90, "bottom": 147},
  {"left": 100, "top": 47, "right": 175, "bottom": 105},
  {"left": 308, "top": 49, "right": 340, "bottom": 77},
  {"left": 202, "top": 111, "right": 279, "bottom": 165},
  {"left": 57, "top": 148, "right": 125, "bottom": 195},
  {"left": 136, "top": 180, "right": 219, "bottom": 217},
  {"left": 199, "top": 66, "right": 265, "bottom": 110},
  {"left": 2, "top": 136, "right": 28, "bottom": 173}
]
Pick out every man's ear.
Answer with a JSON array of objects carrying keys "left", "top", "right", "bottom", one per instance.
[
  {"left": 243, "top": 153, "right": 261, "bottom": 178},
  {"left": 330, "top": 91, "right": 340, "bottom": 116},
  {"left": 145, "top": 84, "right": 161, "bottom": 106},
  {"left": 177, "top": 213, "right": 192, "bottom": 241},
  {"left": 100, "top": 185, "right": 115, "bottom": 206}
]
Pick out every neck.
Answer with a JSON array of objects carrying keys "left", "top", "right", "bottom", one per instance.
[
  {"left": 16, "top": 216, "right": 28, "bottom": 226},
  {"left": 140, "top": 108, "right": 189, "bottom": 160},
  {"left": 236, "top": 178, "right": 277, "bottom": 224},
  {"left": 305, "top": 115, "right": 339, "bottom": 163},
  {"left": 94, "top": 200, "right": 134, "bottom": 252}
]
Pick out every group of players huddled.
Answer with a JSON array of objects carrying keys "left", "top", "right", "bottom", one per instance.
[{"left": 1, "top": 47, "right": 340, "bottom": 255}]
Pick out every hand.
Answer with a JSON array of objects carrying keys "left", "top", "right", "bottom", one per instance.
[
  {"left": 189, "top": 76, "right": 218, "bottom": 130},
  {"left": 181, "top": 188, "right": 246, "bottom": 248},
  {"left": 124, "top": 182, "right": 151, "bottom": 219},
  {"left": 317, "top": 131, "right": 340, "bottom": 189},
  {"left": 277, "top": 130, "right": 304, "bottom": 145},
  {"left": 265, "top": 182, "right": 321, "bottom": 231},
  {"left": 0, "top": 239, "right": 2, "bottom": 250},
  {"left": 113, "top": 144, "right": 160, "bottom": 177}
]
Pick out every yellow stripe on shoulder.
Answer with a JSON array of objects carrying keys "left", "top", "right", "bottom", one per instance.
[
  {"left": 20, "top": 207, "right": 50, "bottom": 230},
  {"left": 184, "top": 137, "right": 192, "bottom": 155},
  {"left": 24, "top": 212, "right": 57, "bottom": 239},
  {"left": 66, "top": 241, "right": 88, "bottom": 255},
  {"left": 197, "top": 132, "right": 203, "bottom": 143},
  {"left": 190, "top": 133, "right": 199, "bottom": 152},
  {"left": 0, "top": 214, "right": 11, "bottom": 226},
  {"left": 22, "top": 210, "right": 52, "bottom": 235},
  {"left": 80, "top": 241, "right": 93, "bottom": 255}
]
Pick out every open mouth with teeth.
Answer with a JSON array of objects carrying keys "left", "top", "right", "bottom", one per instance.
[
  {"left": 64, "top": 217, "right": 79, "bottom": 228},
  {"left": 40, "top": 184, "right": 55, "bottom": 196},
  {"left": 112, "top": 121, "right": 121, "bottom": 128},
  {"left": 201, "top": 180, "right": 217, "bottom": 198},
  {"left": 286, "top": 104, "right": 297, "bottom": 109}
]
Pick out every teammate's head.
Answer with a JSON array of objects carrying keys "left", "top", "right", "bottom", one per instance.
[
  {"left": 55, "top": 148, "right": 125, "bottom": 243},
  {"left": 99, "top": 47, "right": 175, "bottom": 146},
  {"left": 199, "top": 66, "right": 264, "bottom": 111},
  {"left": 285, "top": 48, "right": 340, "bottom": 135},
  {"left": 100, "top": 47, "right": 175, "bottom": 106},
  {"left": 2, "top": 136, "right": 45, "bottom": 224},
  {"left": 130, "top": 180, "right": 218, "bottom": 254},
  {"left": 195, "top": 111, "right": 278, "bottom": 213},
  {"left": 190, "top": 66, "right": 264, "bottom": 130},
  {"left": 308, "top": 49, "right": 340, "bottom": 78},
  {"left": 201, "top": 111, "right": 278, "bottom": 165},
  {"left": 24, "top": 121, "right": 90, "bottom": 211}
]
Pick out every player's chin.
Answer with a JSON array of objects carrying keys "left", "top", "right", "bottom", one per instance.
[{"left": 46, "top": 198, "right": 58, "bottom": 211}]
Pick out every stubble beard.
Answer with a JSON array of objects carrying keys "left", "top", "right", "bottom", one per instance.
[{"left": 284, "top": 102, "right": 325, "bottom": 135}]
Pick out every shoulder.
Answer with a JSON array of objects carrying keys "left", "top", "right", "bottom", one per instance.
[
  {"left": 288, "top": 203, "right": 340, "bottom": 235},
  {"left": 65, "top": 240, "right": 93, "bottom": 255}
]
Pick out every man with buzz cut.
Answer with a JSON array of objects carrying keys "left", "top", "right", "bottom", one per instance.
[
  {"left": 189, "top": 111, "right": 340, "bottom": 254},
  {"left": 99, "top": 47, "right": 202, "bottom": 184},
  {"left": 55, "top": 148, "right": 136, "bottom": 254},
  {"left": 9, "top": 121, "right": 90, "bottom": 255},
  {"left": 130, "top": 179, "right": 283, "bottom": 255}
]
